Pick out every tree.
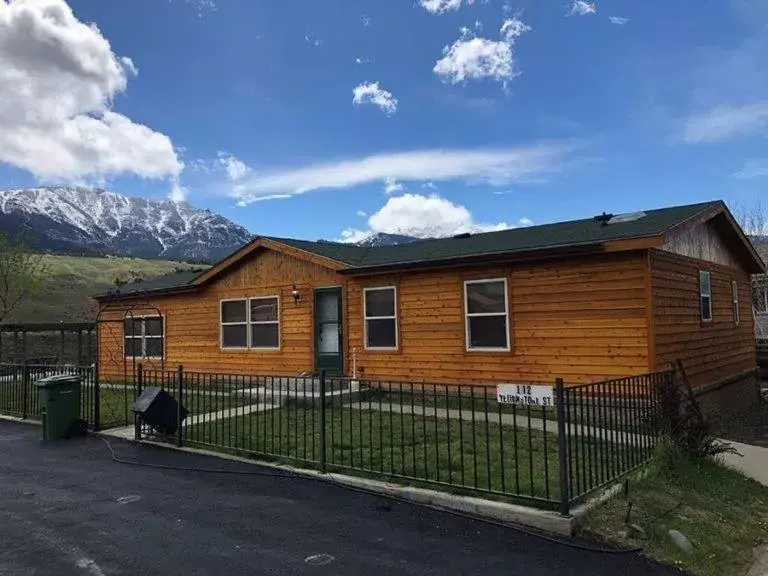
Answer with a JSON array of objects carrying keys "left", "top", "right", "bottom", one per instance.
[
  {"left": 0, "top": 233, "right": 46, "bottom": 324},
  {"left": 732, "top": 202, "right": 768, "bottom": 333}
]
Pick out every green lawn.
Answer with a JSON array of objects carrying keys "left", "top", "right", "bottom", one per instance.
[
  {"left": 96, "top": 386, "right": 251, "bottom": 429},
  {"left": 366, "top": 385, "right": 556, "bottom": 418},
  {"left": 185, "top": 401, "right": 630, "bottom": 504},
  {"left": 363, "top": 387, "right": 654, "bottom": 434},
  {"left": 580, "top": 449, "right": 768, "bottom": 576}
]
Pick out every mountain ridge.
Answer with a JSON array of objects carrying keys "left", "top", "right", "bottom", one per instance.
[
  {"left": 0, "top": 187, "right": 254, "bottom": 263},
  {"left": 0, "top": 187, "right": 426, "bottom": 263}
]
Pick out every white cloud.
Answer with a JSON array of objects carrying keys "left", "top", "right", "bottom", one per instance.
[
  {"left": 182, "top": 0, "right": 216, "bottom": 17},
  {"left": 682, "top": 101, "right": 768, "bottom": 143},
  {"left": 187, "top": 158, "right": 212, "bottom": 173},
  {"left": 356, "top": 210, "right": 367, "bottom": 217},
  {"left": 304, "top": 32, "right": 323, "bottom": 47},
  {"left": 217, "top": 151, "right": 252, "bottom": 181},
  {"left": 353, "top": 82, "right": 398, "bottom": 115},
  {"left": 734, "top": 159, "right": 768, "bottom": 179},
  {"left": 419, "top": 0, "right": 475, "bottom": 14},
  {"left": 434, "top": 20, "right": 530, "bottom": 85},
  {"left": 422, "top": 181, "right": 438, "bottom": 190},
  {"left": 518, "top": 217, "right": 534, "bottom": 226},
  {"left": 435, "top": 36, "right": 513, "bottom": 84},
  {"left": 609, "top": 16, "right": 628, "bottom": 25},
  {"left": 230, "top": 144, "right": 573, "bottom": 204},
  {"left": 170, "top": 180, "right": 188, "bottom": 202},
  {"left": 568, "top": 1, "right": 596, "bottom": 16},
  {"left": 384, "top": 177, "right": 404, "bottom": 195},
  {"left": 362, "top": 14, "right": 371, "bottom": 26},
  {"left": 339, "top": 228, "right": 373, "bottom": 243},
  {"left": 341, "top": 193, "right": 509, "bottom": 241},
  {"left": 500, "top": 17, "right": 531, "bottom": 43},
  {"left": 0, "top": 0, "right": 182, "bottom": 188},
  {"left": 120, "top": 57, "right": 139, "bottom": 75}
]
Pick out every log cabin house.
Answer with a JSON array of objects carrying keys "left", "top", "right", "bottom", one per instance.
[{"left": 94, "top": 200, "right": 764, "bottom": 407}]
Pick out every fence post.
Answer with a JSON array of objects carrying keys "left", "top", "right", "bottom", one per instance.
[
  {"left": 319, "top": 369, "right": 326, "bottom": 473},
  {"left": 94, "top": 359, "right": 101, "bottom": 431},
  {"left": 176, "top": 365, "right": 184, "bottom": 447},
  {"left": 21, "top": 364, "right": 29, "bottom": 420},
  {"left": 555, "top": 378, "right": 570, "bottom": 517},
  {"left": 135, "top": 364, "right": 143, "bottom": 441}
]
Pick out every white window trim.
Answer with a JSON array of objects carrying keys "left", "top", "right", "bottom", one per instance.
[
  {"left": 124, "top": 315, "right": 165, "bottom": 360},
  {"left": 363, "top": 286, "right": 398, "bottom": 351},
  {"left": 699, "top": 270, "right": 713, "bottom": 323},
  {"left": 732, "top": 280, "right": 740, "bottom": 326},
  {"left": 220, "top": 298, "right": 249, "bottom": 350},
  {"left": 248, "top": 295, "right": 281, "bottom": 350},
  {"left": 464, "top": 278, "right": 511, "bottom": 352}
]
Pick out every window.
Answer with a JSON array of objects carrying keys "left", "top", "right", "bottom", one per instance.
[
  {"left": 465, "top": 279, "right": 510, "bottom": 351},
  {"left": 220, "top": 297, "right": 280, "bottom": 349},
  {"left": 221, "top": 300, "right": 248, "bottom": 348},
  {"left": 699, "top": 270, "right": 712, "bottom": 323},
  {"left": 364, "top": 287, "right": 397, "bottom": 349},
  {"left": 250, "top": 296, "right": 279, "bottom": 349},
  {"left": 124, "top": 317, "right": 164, "bottom": 359},
  {"left": 732, "top": 280, "right": 740, "bottom": 326}
]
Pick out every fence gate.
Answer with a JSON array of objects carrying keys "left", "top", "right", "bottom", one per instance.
[{"left": 96, "top": 300, "right": 165, "bottom": 430}]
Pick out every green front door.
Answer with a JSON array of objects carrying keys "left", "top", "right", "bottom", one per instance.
[{"left": 314, "top": 288, "right": 343, "bottom": 374}]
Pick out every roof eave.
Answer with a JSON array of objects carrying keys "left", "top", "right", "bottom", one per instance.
[{"left": 92, "top": 285, "right": 198, "bottom": 302}]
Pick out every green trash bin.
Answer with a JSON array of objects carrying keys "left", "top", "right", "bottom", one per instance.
[{"left": 36, "top": 375, "right": 83, "bottom": 440}]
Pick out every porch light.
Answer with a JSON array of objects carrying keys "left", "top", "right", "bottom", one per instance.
[{"left": 292, "top": 285, "right": 301, "bottom": 305}]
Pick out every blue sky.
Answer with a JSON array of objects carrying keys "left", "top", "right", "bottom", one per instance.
[{"left": 0, "top": 0, "right": 766, "bottom": 241}]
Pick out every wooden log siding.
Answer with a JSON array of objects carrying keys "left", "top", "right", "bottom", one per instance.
[
  {"left": 98, "top": 248, "right": 347, "bottom": 380},
  {"left": 650, "top": 249, "right": 755, "bottom": 387},
  {"left": 346, "top": 252, "right": 650, "bottom": 384},
  {"left": 98, "top": 250, "right": 651, "bottom": 384}
]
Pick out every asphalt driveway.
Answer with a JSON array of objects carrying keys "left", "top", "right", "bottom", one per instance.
[{"left": 0, "top": 420, "right": 678, "bottom": 576}]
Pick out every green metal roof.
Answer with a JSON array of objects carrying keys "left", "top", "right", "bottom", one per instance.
[
  {"left": 268, "top": 201, "right": 720, "bottom": 269},
  {"left": 96, "top": 201, "right": 727, "bottom": 299},
  {"left": 94, "top": 270, "right": 201, "bottom": 299}
]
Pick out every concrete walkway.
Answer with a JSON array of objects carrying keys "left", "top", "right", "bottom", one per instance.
[
  {"left": 348, "top": 402, "right": 652, "bottom": 447},
  {"left": 718, "top": 440, "right": 768, "bottom": 487},
  {"left": 185, "top": 403, "right": 278, "bottom": 426},
  {"left": 100, "top": 402, "right": 279, "bottom": 439}
]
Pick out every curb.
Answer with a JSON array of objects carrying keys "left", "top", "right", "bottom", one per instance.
[
  {"left": 98, "top": 429, "right": 575, "bottom": 536},
  {"left": 0, "top": 415, "right": 41, "bottom": 426}
]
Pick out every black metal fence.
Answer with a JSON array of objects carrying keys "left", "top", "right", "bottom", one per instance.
[
  {"left": 0, "top": 361, "right": 673, "bottom": 512},
  {"left": 0, "top": 364, "right": 97, "bottom": 425},
  {"left": 562, "top": 371, "right": 671, "bottom": 505},
  {"left": 130, "top": 366, "right": 674, "bottom": 512}
]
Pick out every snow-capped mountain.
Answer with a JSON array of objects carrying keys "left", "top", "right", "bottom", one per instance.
[
  {"left": 0, "top": 187, "right": 253, "bottom": 262},
  {"left": 354, "top": 232, "right": 422, "bottom": 247}
]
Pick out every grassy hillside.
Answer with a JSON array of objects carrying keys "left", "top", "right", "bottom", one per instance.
[{"left": 4, "top": 254, "right": 206, "bottom": 324}]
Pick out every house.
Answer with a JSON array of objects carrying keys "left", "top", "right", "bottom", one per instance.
[{"left": 94, "top": 200, "right": 764, "bottom": 410}]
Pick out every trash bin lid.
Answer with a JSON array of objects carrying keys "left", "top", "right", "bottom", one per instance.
[{"left": 35, "top": 374, "right": 83, "bottom": 388}]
